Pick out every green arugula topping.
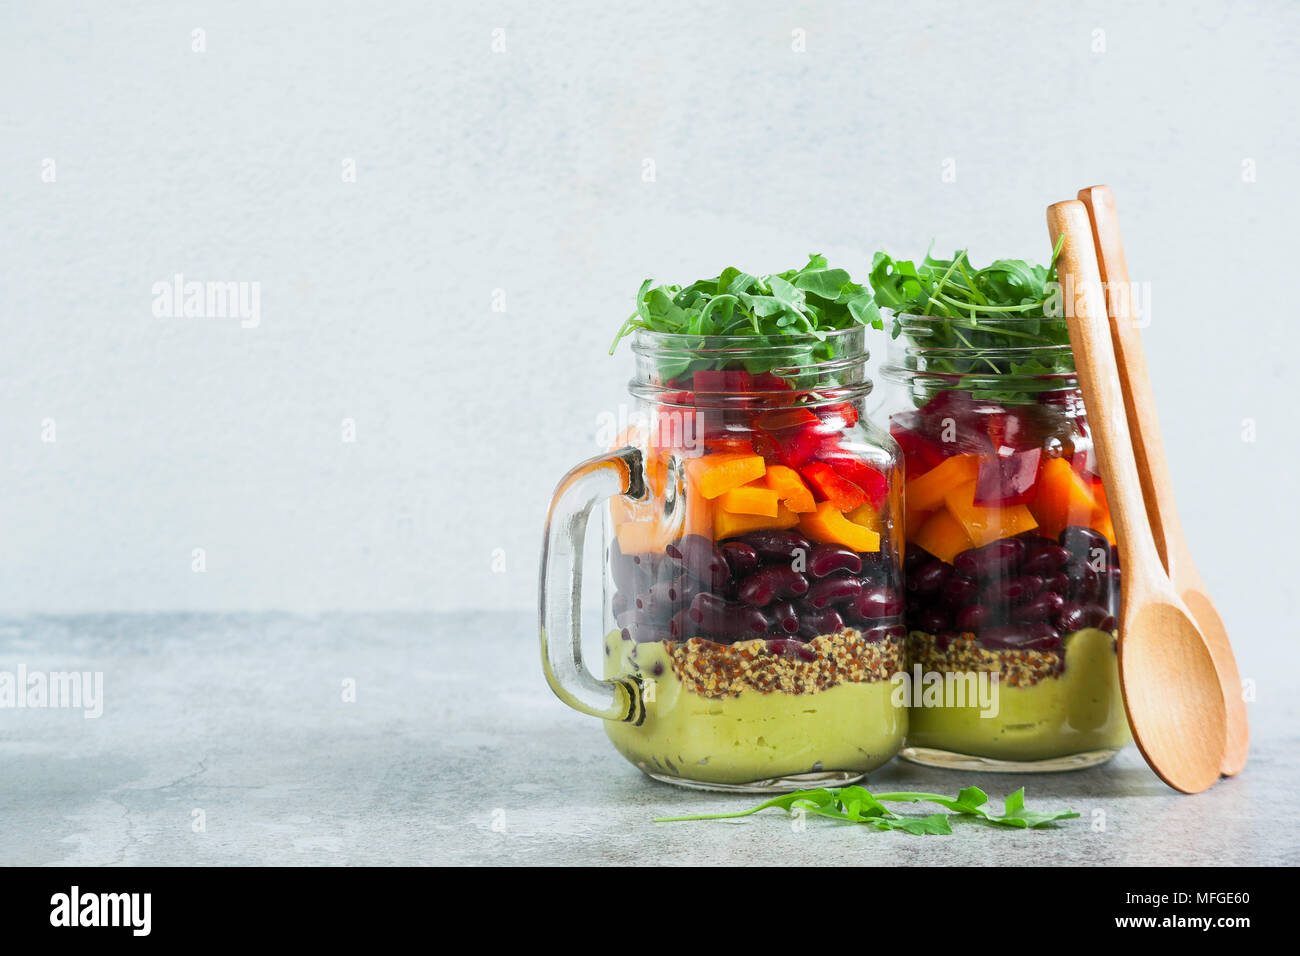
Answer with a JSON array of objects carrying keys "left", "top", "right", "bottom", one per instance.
[
  {"left": 870, "top": 241, "right": 1072, "bottom": 405},
  {"left": 608, "top": 255, "right": 881, "bottom": 381},
  {"left": 654, "top": 785, "right": 1079, "bottom": 834}
]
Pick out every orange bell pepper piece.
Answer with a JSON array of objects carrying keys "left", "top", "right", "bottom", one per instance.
[
  {"left": 762, "top": 465, "right": 817, "bottom": 513},
  {"left": 798, "top": 501, "right": 881, "bottom": 553},
  {"left": 905, "top": 454, "right": 980, "bottom": 512},
  {"left": 718, "top": 483, "right": 779, "bottom": 517},
  {"left": 1029, "top": 457, "right": 1097, "bottom": 540},
  {"left": 912, "top": 508, "right": 974, "bottom": 565},
  {"left": 684, "top": 452, "right": 766, "bottom": 499},
  {"left": 944, "top": 479, "right": 1038, "bottom": 548},
  {"left": 714, "top": 503, "right": 800, "bottom": 539}
]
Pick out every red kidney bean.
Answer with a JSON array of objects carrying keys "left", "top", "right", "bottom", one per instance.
[
  {"left": 611, "top": 591, "right": 630, "bottom": 617},
  {"left": 807, "top": 575, "right": 863, "bottom": 609},
  {"left": 720, "top": 541, "right": 760, "bottom": 578},
  {"left": 1021, "top": 543, "right": 1071, "bottom": 576},
  {"left": 737, "top": 565, "right": 809, "bottom": 606},
  {"left": 736, "top": 529, "right": 812, "bottom": 563},
  {"left": 953, "top": 538, "right": 1025, "bottom": 579},
  {"left": 718, "top": 605, "right": 770, "bottom": 642},
  {"left": 688, "top": 591, "right": 727, "bottom": 628},
  {"left": 667, "top": 534, "right": 731, "bottom": 589},
  {"left": 647, "top": 576, "right": 693, "bottom": 608},
  {"left": 908, "top": 559, "right": 952, "bottom": 596},
  {"left": 854, "top": 585, "right": 904, "bottom": 621},
  {"left": 633, "top": 587, "right": 674, "bottom": 624},
  {"left": 978, "top": 621, "right": 1061, "bottom": 651},
  {"left": 797, "top": 606, "right": 844, "bottom": 639},
  {"left": 766, "top": 638, "right": 818, "bottom": 661},
  {"left": 1045, "top": 571, "right": 1070, "bottom": 596},
  {"left": 1011, "top": 590, "right": 1064, "bottom": 622},
  {"left": 1055, "top": 601, "right": 1112, "bottom": 633},
  {"left": 1064, "top": 565, "right": 1100, "bottom": 602},
  {"left": 913, "top": 607, "right": 952, "bottom": 634},
  {"left": 1059, "top": 526, "right": 1110, "bottom": 566},
  {"left": 668, "top": 608, "right": 695, "bottom": 640},
  {"left": 941, "top": 574, "right": 981, "bottom": 608},
  {"left": 610, "top": 547, "right": 638, "bottom": 593},
  {"left": 861, "top": 623, "right": 906, "bottom": 644},
  {"left": 983, "top": 574, "right": 1043, "bottom": 606},
  {"left": 768, "top": 601, "right": 800, "bottom": 635},
  {"left": 954, "top": 604, "right": 992, "bottom": 632},
  {"left": 808, "top": 544, "right": 862, "bottom": 578},
  {"left": 904, "top": 546, "right": 933, "bottom": 576}
]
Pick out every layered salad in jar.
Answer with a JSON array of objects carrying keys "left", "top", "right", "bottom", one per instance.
[
  {"left": 873, "top": 247, "right": 1131, "bottom": 768},
  {"left": 603, "top": 258, "right": 907, "bottom": 789}
]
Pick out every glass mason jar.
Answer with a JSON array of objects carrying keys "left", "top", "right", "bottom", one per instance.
[
  {"left": 880, "top": 314, "right": 1131, "bottom": 771},
  {"left": 541, "top": 327, "right": 907, "bottom": 791}
]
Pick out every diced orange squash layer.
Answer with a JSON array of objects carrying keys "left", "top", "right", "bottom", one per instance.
[
  {"left": 685, "top": 452, "right": 766, "bottom": 499},
  {"left": 799, "top": 501, "right": 881, "bottom": 553},
  {"left": 615, "top": 519, "right": 675, "bottom": 555},
  {"left": 912, "top": 508, "right": 974, "bottom": 565},
  {"left": 763, "top": 465, "right": 816, "bottom": 513},
  {"left": 943, "top": 479, "right": 1038, "bottom": 548},
  {"left": 1029, "top": 457, "right": 1097, "bottom": 540},
  {"left": 905, "top": 454, "right": 980, "bottom": 512},
  {"left": 718, "top": 483, "right": 779, "bottom": 517},
  {"left": 714, "top": 503, "right": 799, "bottom": 539}
]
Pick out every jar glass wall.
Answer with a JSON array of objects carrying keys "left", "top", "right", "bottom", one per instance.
[
  {"left": 601, "top": 327, "right": 907, "bottom": 790},
  {"left": 881, "top": 314, "right": 1130, "bottom": 770}
]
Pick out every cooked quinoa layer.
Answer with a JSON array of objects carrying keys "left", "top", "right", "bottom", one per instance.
[
  {"left": 906, "top": 631, "right": 1077, "bottom": 688},
  {"left": 629, "top": 628, "right": 903, "bottom": 699}
]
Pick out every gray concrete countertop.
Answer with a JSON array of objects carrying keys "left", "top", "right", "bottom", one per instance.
[{"left": 1, "top": 612, "right": 1295, "bottom": 866}]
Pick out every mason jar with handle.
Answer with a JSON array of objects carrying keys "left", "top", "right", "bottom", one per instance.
[{"left": 540, "top": 327, "right": 907, "bottom": 791}]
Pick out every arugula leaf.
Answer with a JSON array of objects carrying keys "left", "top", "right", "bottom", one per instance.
[
  {"left": 871, "top": 242, "right": 1073, "bottom": 406},
  {"left": 654, "top": 784, "right": 1078, "bottom": 834},
  {"left": 609, "top": 255, "right": 881, "bottom": 380}
]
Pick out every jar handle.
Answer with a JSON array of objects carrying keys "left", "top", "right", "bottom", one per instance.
[{"left": 539, "top": 445, "right": 646, "bottom": 725}]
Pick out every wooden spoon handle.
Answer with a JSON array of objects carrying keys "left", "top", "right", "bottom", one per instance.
[
  {"left": 1079, "top": 184, "right": 1249, "bottom": 776},
  {"left": 1076, "top": 185, "right": 1191, "bottom": 577},
  {"left": 1046, "top": 201, "right": 1164, "bottom": 595}
]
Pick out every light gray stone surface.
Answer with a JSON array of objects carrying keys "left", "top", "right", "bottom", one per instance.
[{"left": 1, "top": 612, "right": 1295, "bottom": 866}]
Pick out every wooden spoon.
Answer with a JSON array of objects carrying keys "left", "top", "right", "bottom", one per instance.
[
  {"left": 1078, "top": 184, "right": 1249, "bottom": 776},
  {"left": 1047, "top": 200, "right": 1226, "bottom": 794}
]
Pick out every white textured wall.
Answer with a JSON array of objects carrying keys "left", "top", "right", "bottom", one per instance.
[{"left": 2, "top": 0, "right": 1297, "bottom": 618}]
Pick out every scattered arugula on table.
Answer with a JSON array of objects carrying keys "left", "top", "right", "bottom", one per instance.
[
  {"left": 870, "top": 240, "right": 1072, "bottom": 405},
  {"left": 654, "top": 785, "right": 1079, "bottom": 834},
  {"left": 608, "top": 254, "right": 882, "bottom": 381}
]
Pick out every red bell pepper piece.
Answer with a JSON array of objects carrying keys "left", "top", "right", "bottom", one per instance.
[
  {"left": 752, "top": 407, "right": 831, "bottom": 468},
  {"left": 821, "top": 454, "right": 888, "bottom": 509},
  {"left": 800, "top": 461, "right": 867, "bottom": 511},
  {"left": 692, "top": 369, "right": 754, "bottom": 393}
]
